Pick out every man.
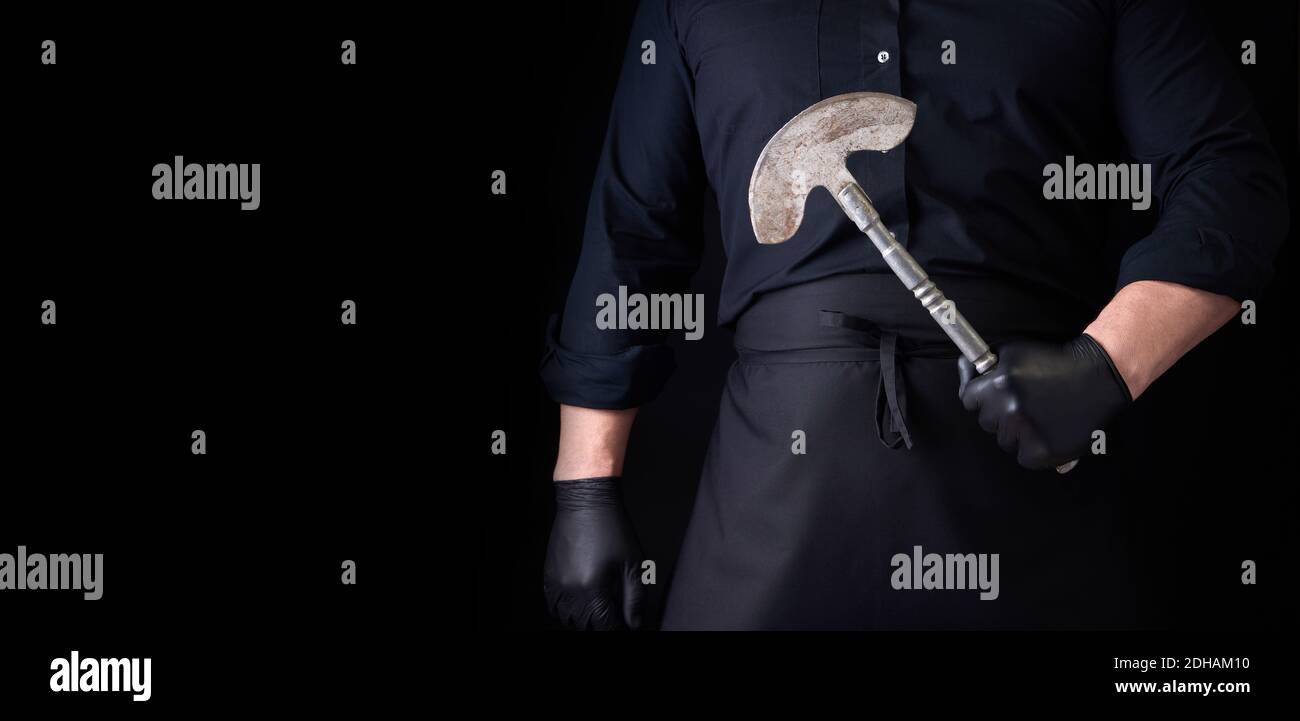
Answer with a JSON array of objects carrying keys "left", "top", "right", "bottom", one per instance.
[{"left": 540, "top": 0, "right": 1287, "bottom": 630}]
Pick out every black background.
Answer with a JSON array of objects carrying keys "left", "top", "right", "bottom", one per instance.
[
  {"left": 0, "top": 0, "right": 1295, "bottom": 709},
  {"left": 1, "top": 11, "right": 427, "bottom": 713},
  {"left": 476, "top": 0, "right": 1297, "bottom": 676}
]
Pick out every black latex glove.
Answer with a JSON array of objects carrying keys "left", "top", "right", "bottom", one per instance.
[
  {"left": 958, "top": 334, "right": 1132, "bottom": 470},
  {"left": 543, "top": 477, "right": 645, "bottom": 630}
]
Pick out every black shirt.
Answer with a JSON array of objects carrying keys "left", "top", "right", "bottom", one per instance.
[{"left": 542, "top": 0, "right": 1288, "bottom": 409}]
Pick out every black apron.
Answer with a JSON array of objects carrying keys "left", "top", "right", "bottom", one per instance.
[{"left": 661, "top": 274, "right": 1141, "bottom": 630}]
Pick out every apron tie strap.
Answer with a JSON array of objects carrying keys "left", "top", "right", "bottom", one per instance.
[
  {"left": 820, "top": 310, "right": 914, "bottom": 450},
  {"left": 877, "top": 331, "right": 913, "bottom": 450}
]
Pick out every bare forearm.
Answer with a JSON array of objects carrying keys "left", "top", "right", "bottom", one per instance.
[
  {"left": 554, "top": 404, "right": 638, "bottom": 481},
  {"left": 1083, "top": 280, "right": 1240, "bottom": 400}
]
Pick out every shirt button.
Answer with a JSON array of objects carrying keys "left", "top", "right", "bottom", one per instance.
[{"left": 877, "top": 50, "right": 890, "bottom": 63}]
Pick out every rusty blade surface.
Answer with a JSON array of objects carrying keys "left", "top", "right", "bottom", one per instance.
[{"left": 748, "top": 92, "right": 917, "bottom": 244}]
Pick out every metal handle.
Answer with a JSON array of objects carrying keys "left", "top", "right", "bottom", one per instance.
[{"left": 835, "top": 182, "right": 1077, "bottom": 474}]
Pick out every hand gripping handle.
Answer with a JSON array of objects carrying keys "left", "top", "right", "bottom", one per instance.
[{"left": 835, "top": 182, "right": 1077, "bottom": 474}]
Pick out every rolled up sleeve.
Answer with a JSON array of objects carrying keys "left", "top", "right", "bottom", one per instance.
[
  {"left": 540, "top": 0, "right": 706, "bottom": 409},
  {"left": 1110, "top": 0, "right": 1288, "bottom": 301}
]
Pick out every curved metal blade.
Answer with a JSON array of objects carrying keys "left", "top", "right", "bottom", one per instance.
[{"left": 748, "top": 92, "right": 917, "bottom": 245}]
